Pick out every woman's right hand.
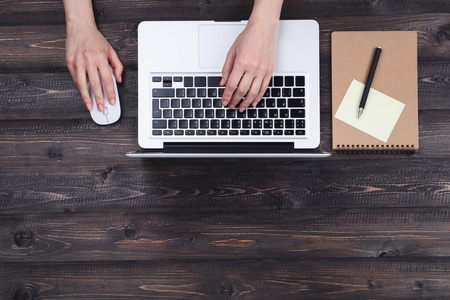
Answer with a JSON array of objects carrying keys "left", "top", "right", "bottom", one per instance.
[{"left": 65, "top": 21, "right": 123, "bottom": 112}]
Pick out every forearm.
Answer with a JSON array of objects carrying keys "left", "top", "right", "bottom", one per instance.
[
  {"left": 62, "top": 0, "right": 97, "bottom": 30},
  {"left": 248, "top": 0, "right": 284, "bottom": 31}
]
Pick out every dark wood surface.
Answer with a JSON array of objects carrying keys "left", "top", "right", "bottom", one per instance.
[{"left": 1, "top": 0, "right": 449, "bottom": 299}]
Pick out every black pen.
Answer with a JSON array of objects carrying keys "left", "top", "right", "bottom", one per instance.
[{"left": 358, "top": 47, "right": 382, "bottom": 119}]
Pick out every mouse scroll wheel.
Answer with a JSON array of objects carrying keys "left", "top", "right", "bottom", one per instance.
[{"left": 103, "top": 107, "right": 109, "bottom": 115}]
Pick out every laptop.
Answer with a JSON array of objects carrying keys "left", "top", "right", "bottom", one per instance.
[{"left": 126, "top": 20, "right": 331, "bottom": 158}]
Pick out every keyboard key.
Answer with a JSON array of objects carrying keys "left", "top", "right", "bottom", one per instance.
[
  {"left": 179, "top": 120, "right": 188, "bottom": 128},
  {"left": 274, "top": 130, "right": 283, "bottom": 135},
  {"left": 186, "top": 130, "right": 195, "bottom": 135},
  {"left": 184, "top": 109, "right": 193, "bottom": 118},
  {"left": 171, "top": 98, "right": 180, "bottom": 108},
  {"left": 192, "top": 99, "right": 201, "bottom": 108},
  {"left": 274, "top": 76, "right": 283, "bottom": 86},
  {"left": 213, "top": 99, "right": 222, "bottom": 108},
  {"left": 163, "top": 76, "right": 172, "bottom": 82},
  {"left": 282, "top": 88, "right": 291, "bottom": 97},
  {"left": 152, "top": 99, "right": 161, "bottom": 118},
  {"left": 175, "top": 130, "right": 184, "bottom": 135},
  {"left": 195, "top": 77, "right": 206, "bottom": 87},
  {"left": 163, "top": 81, "right": 172, "bottom": 87},
  {"left": 285, "top": 119, "right": 294, "bottom": 128},
  {"left": 184, "top": 77, "right": 193, "bottom": 87},
  {"left": 247, "top": 109, "right": 257, "bottom": 118},
  {"left": 258, "top": 109, "right": 267, "bottom": 118},
  {"left": 163, "top": 130, "right": 173, "bottom": 135},
  {"left": 243, "top": 119, "right": 251, "bottom": 128},
  {"left": 237, "top": 110, "right": 246, "bottom": 118},
  {"left": 253, "top": 119, "right": 262, "bottom": 128},
  {"left": 296, "top": 76, "right": 305, "bottom": 86},
  {"left": 218, "top": 88, "right": 225, "bottom": 97},
  {"left": 251, "top": 130, "right": 261, "bottom": 135},
  {"left": 232, "top": 120, "right": 241, "bottom": 128},
  {"left": 280, "top": 109, "right": 290, "bottom": 118},
  {"left": 168, "top": 120, "right": 177, "bottom": 128},
  {"left": 207, "top": 130, "right": 217, "bottom": 135},
  {"left": 285, "top": 130, "right": 294, "bottom": 135},
  {"left": 268, "top": 77, "right": 273, "bottom": 87},
  {"left": 271, "top": 88, "right": 281, "bottom": 97},
  {"left": 285, "top": 76, "right": 294, "bottom": 86},
  {"left": 195, "top": 109, "right": 204, "bottom": 118},
  {"left": 277, "top": 99, "right": 286, "bottom": 107},
  {"left": 266, "top": 98, "right": 275, "bottom": 107},
  {"left": 174, "top": 76, "right": 182, "bottom": 82},
  {"left": 264, "top": 120, "right": 273, "bottom": 128},
  {"left": 153, "top": 120, "right": 167, "bottom": 128},
  {"left": 218, "top": 130, "right": 228, "bottom": 135},
  {"left": 221, "top": 120, "right": 230, "bottom": 128},
  {"left": 269, "top": 109, "right": 278, "bottom": 118},
  {"left": 163, "top": 109, "right": 172, "bottom": 118},
  {"left": 226, "top": 110, "right": 236, "bottom": 118},
  {"left": 208, "top": 88, "right": 217, "bottom": 97},
  {"left": 205, "top": 109, "right": 215, "bottom": 118},
  {"left": 200, "top": 120, "right": 209, "bottom": 128},
  {"left": 256, "top": 99, "right": 265, "bottom": 108},
  {"left": 291, "top": 109, "right": 305, "bottom": 118},
  {"left": 208, "top": 76, "right": 222, "bottom": 87},
  {"left": 197, "top": 88, "right": 206, "bottom": 97},
  {"left": 182, "top": 98, "right": 190, "bottom": 108},
  {"left": 296, "top": 130, "right": 306, "bottom": 135},
  {"left": 263, "top": 89, "right": 270, "bottom": 97},
  {"left": 288, "top": 98, "right": 305, "bottom": 107},
  {"left": 196, "top": 130, "right": 206, "bottom": 135},
  {"left": 203, "top": 98, "right": 212, "bottom": 108},
  {"left": 211, "top": 120, "right": 220, "bottom": 128},
  {"left": 152, "top": 76, "right": 162, "bottom": 82},
  {"left": 293, "top": 88, "right": 305, "bottom": 97},
  {"left": 161, "top": 99, "right": 169, "bottom": 108},
  {"left": 187, "top": 88, "right": 196, "bottom": 97},
  {"left": 153, "top": 88, "right": 174, "bottom": 97},
  {"left": 262, "top": 130, "right": 272, "bottom": 135},
  {"left": 229, "top": 130, "right": 239, "bottom": 135},
  {"left": 176, "top": 89, "right": 185, "bottom": 97},
  {"left": 296, "top": 119, "right": 305, "bottom": 128},
  {"left": 153, "top": 130, "right": 162, "bottom": 135},
  {"left": 174, "top": 109, "right": 183, "bottom": 118},
  {"left": 189, "top": 120, "right": 198, "bottom": 128},
  {"left": 240, "top": 130, "right": 250, "bottom": 135},
  {"left": 216, "top": 109, "right": 225, "bottom": 118},
  {"left": 275, "top": 119, "right": 283, "bottom": 128}
]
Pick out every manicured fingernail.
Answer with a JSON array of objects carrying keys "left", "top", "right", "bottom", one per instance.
[
  {"left": 111, "top": 98, "right": 115, "bottom": 105},
  {"left": 98, "top": 104, "right": 104, "bottom": 111},
  {"left": 86, "top": 103, "right": 92, "bottom": 111}
]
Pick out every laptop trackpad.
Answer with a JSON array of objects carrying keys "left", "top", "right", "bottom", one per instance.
[{"left": 198, "top": 24, "right": 246, "bottom": 69}]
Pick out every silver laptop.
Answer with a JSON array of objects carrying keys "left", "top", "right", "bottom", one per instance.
[{"left": 126, "top": 20, "right": 330, "bottom": 158}]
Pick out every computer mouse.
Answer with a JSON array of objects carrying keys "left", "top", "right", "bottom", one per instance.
[{"left": 88, "top": 65, "right": 121, "bottom": 125}]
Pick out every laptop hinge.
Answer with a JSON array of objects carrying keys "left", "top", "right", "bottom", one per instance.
[{"left": 164, "top": 142, "right": 294, "bottom": 154}]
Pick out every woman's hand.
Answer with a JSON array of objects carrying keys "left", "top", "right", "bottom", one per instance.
[{"left": 220, "top": 0, "right": 283, "bottom": 112}]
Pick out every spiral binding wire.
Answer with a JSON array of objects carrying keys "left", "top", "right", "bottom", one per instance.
[{"left": 335, "top": 144, "right": 416, "bottom": 154}]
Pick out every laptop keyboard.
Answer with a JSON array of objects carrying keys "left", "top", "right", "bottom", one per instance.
[{"left": 151, "top": 73, "right": 306, "bottom": 137}]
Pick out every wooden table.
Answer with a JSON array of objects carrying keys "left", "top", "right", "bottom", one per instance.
[{"left": 1, "top": 0, "right": 449, "bottom": 299}]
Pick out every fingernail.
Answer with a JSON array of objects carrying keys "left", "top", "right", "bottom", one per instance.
[
  {"left": 111, "top": 98, "right": 115, "bottom": 105},
  {"left": 222, "top": 101, "right": 228, "bottom": 107},
  {"left": 219, "top": 79, "right": 224, "bottom": 86},
  {"left": 239, "top": 107, "right": 245, "bottom": 112},
  {"left": 98, "top": 104, "right": 104, "bottom": 111},
  {"left": 86, "top": 103, "right": 92, "bottom": 111}
]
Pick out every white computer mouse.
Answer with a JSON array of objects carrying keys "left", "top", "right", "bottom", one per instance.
[{"left": 88, "top": 66, "right": 121, "bottom": 125}]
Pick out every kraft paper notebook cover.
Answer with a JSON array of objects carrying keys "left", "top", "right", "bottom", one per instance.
[{"left": 331, "top": 31, "right": 419, "bottom": 152}]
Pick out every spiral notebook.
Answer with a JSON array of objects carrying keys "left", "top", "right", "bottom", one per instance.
[{"left": 331, "top": 31, "right": 419, "bottom": 153}]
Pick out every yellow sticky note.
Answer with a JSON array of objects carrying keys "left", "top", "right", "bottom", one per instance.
[{"left": 335, "top": 79, "right": 405, "bottom": 143}]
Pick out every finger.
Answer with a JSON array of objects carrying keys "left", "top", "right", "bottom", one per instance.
[
  {"left": 222, "top": 66, "right": 244, "bottom": 106},
  {"left": 239, "top": 76, "right": 263, "bottom": 112},
  {"left": 76, "top": 69, "right": 93, "bottom": 111},
  {"left": 108, "top": 48, "right": 123, "bottom": 83},
  {"left": 229, "top": 72, "right": 254, "bottom": 109},
  {"left": 87, "top": 66, "right": 104, "bottom": 112},
  {"left": 99, "top": 64, "right": 116, "bottom": 105},
  {"left": 220, "top": 45, "right": 236, "bottom": 87},
  {"left": 251, "top": 75, "right": 272, "bottom": 107}
]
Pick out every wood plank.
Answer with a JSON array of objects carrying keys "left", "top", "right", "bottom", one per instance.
[
  {"left": 3, "top": 208, "right": 450, "bottom": 262},
  {"left": 0, "top": 153, "right": 448, "bottom": 213},
  {"left": 1, "top": 258, "right": 450, "bottom": 298},
  {"left": 0, "top": 14, "right": 449, "bottom": 72},
  {"left": 1, "top": 60, "right": 449, "bottom": 121},
  {"left": 1, "top": 0, "right": 449, "bottom": 26}
]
